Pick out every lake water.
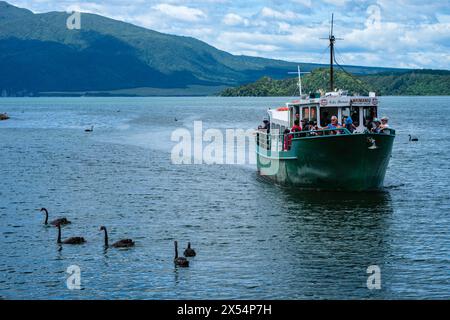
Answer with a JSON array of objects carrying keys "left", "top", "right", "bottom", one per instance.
[{"left": 0, "top": 96, "right": 449, "bottom": 299}]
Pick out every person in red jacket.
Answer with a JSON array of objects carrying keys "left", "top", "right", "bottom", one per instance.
[
  {"left": 291, "top": 119, "right": 302, "bottom": 133},
  {"left": 283, "top": 129, "right": 292, "bottom": 151}
]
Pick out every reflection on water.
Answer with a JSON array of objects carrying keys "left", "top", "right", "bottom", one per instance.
[
  {"left": 0, "top": 96, "right": 449, "bottom": 299},
  {"left": 264, "top": 188, "right": 394, "bottom": 299}
]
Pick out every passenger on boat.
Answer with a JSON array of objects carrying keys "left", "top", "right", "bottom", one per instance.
[
  {"left": 319, "top": 116, "right": 341, "bottom": 135},
  {"left": 257, "top": 120, "right": 265, "bottom": 130},
  {"left": 301, "top": 119, "right": 308, "bottom": 130},
  {"left": 257, "top": 119, "right": 271, "bottom": 149},
  {"left": 371, "top": 118, "right": 381, "bottom": 133},
  {"left": 379, "top": 116, "right": 389, "bottom": 130},
  {"left": 259, "top": 119, "right": 270, "bottom": 133},
  {"left": 291, "top": 119, "right": 302, "bottom": 137},
  {"left": 344, "top": 116, "right": 356, "bottom": 133},
  {"left": 283, "top": 128, "right": 292, "bottom": 151},
  {"left": 307, "top": 121, "right": 318, "bottom": 136},
  {"left": 291, "top": 119, "right": 302, "bottom": 138},
  {"left": 324, "top": 116, "right": 339, "bottom": 129},
  {"left": 300, "top": 119, "right": 310, "bottom": 131}
]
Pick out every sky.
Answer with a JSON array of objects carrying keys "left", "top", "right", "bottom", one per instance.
[{"left": 7, "top": 0, "right": 450, "bottom": 69}]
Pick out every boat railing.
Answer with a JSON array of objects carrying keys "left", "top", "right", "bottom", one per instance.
[
  {"left": 256, "top": 127, "right": 352, "bottom": 151},
  {"left": 256, "top": 129, "right": 270, "bottom": 150},
  {"left": 291, "top": 127, "right": 352, "bottom": 138}
]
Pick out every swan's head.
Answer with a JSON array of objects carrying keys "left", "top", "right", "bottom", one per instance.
[
  {"left": 99, "top": 226, "right": 106, "bottom": 231},
  {"left": 40, "top": 207, "right": 47, "bottom": 212}
]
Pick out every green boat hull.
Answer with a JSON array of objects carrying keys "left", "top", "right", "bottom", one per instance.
[{"left": 256, "top": 132, "right": 395, "bottom": 191}]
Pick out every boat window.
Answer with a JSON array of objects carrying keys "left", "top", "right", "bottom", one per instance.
[
  {"left": 363, "top": 107, "right": 377, "bottom": 128},
  {"left": 310, "top": 107, "right": 317, "bottom": 122},
  {"left": 350, "top": 107, "right": 359, "bottom": 126},
  {"left": 320, "top": 107, "right": 335, "bottom": 126},
  {"left": 302, "top": 107, "right": 310, "bottom": 121}
]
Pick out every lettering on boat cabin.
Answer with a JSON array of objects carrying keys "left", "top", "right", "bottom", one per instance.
[{"left": 320, "top": 97, "right": 378, "bottom": 107}]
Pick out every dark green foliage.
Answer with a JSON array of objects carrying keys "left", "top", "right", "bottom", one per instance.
[
  {"left": 362, "top": 70, "right": 450, "bottom": 95},
  {"left": 220, "top": 69, "right": 450, "bottom": 96}
]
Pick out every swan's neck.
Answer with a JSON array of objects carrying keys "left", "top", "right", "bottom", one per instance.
[
  {"left": 57, "top": 225, "right": 61, "bottom": 244},
  {"left": 175, "top": 243, "right": 178, "bottom": 259},
  {"left": 43, "top": 209, "right": 48, "bottom": 224},
  {"left": 103, "top": 228, "right": 108, "bottom": 247},
  {"left": 188, "top": 242, "right": 191, "bottom": 249}
]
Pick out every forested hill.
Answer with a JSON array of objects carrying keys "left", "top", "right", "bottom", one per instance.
[
  {"left": 0, "top": 1, "right": 405, "bottom": 96},
  {"left": 219, "top": 69, "right": 450, "bottom": 96}
]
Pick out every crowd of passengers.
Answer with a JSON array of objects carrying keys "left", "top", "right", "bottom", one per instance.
[
  {"left": 287, "top": 113, "right": 388, "bottom": 132},
  {"left": 279, "top": 113, "right": 390, "bottom": 151}
]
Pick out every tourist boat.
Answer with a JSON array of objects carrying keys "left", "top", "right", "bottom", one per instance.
[{"left": 255, "top": 16, "right": 395, "bottom": 191}]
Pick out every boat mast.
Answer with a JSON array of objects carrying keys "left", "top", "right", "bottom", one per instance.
[
  {"left": 329, "top": 14, "right": 335, "bottom": 92},
  {"left": 288, "top": 65, "right": 310, "bottom": 97},
  {"left": 321, "top": 14, "right": 342, "bottom": 92}
]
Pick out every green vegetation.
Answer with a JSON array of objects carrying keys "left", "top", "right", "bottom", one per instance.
[
  {"left": 220, "top": 69, "right": 450, "bottom": 96},
  {"left": 362, "top": 70, "right": 450, "bottom": 95}
]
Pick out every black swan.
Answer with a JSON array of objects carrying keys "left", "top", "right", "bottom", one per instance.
[
  {"left": 85, "top": 125, "right": 94, "bottom": 132},
  {"left": 409, "top": 134, "right": 418, "bottom": 142},
  {"left": 40, "top": 208, "right": 71, "bottom": 226},
  {"left": 174, "top": 241, "right": 189, "bottom": 267},
  {"left": 99, "top": 226, "right": 134, "bottom": 248},
  {"left": 56, "top": 223, "right": 85, "bottom": 245},
  {"left": 183, "top": 242, "right": 196, "bottom": 257}
]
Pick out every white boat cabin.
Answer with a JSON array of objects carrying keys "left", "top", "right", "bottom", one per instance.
[{"left": 267, "top": 91, "right": 379, "bottom": 134}]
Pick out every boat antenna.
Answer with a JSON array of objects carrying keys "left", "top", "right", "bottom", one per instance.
[
  {"left": 288, "top": 65, "right": 310, "bottom": 96},
  {"left": 320, "top": 14, "right": 343, "bottom": 92}
]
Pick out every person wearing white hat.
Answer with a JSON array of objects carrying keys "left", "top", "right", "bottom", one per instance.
[{"left": 380, "top": 116, "right": 390, "bottom": 130}]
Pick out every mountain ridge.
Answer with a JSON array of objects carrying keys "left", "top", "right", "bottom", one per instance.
[{"left": 0, "top": 1, "right": 443, "bottom": 96}]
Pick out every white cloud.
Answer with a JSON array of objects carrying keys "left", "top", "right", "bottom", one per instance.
[
  {"left": 5, "top": 0, "right": 450, "bottom": 69},
  {"left": 260, "top": 7, "right": 299, "bottom": 20},
  {"left": 278, "top": 22, "right": 291, "bottom": 33},
  {"left": 234, "top": 42, "right": 281, "bottom": 52},
  {"left": 222, "top": 13, "right": 249, "bottom": 26},
  {"left": 152, "top": 4, "right": 206, "bottom": 22}
]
